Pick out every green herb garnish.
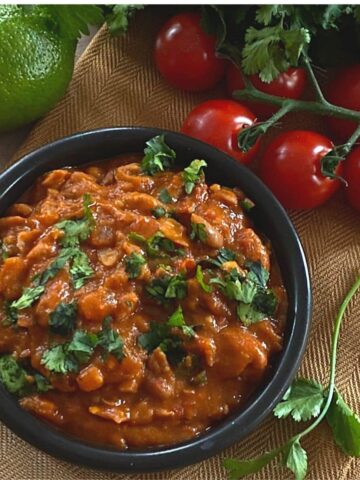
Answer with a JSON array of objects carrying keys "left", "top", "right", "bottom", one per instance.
[
  {"left": 48, "top": 301, "right": 77, "bottom": 336},
  {"left": 141, "top": 134, "right": 176, "bottom": 176},
  {"left": 97, "top": 316, "right": 124, "bottom": 360},
  {"left": 159, "top": 188, "right": 173, "bottom": 204},
  {"left": 182, "top": 159, "right": 207, "bottom": 194},
  {"left": 124, "top": 252, "right": 146, "bottom": 279},
  {"left": 151, "top": 206, "right": 168, "bottom": 218},
  {"left": 0, "top": 355, "right": 51, "bottom": 396},
  {"left": 128, "top": 231, "right": 184, "bottom": 258},
  {"left": 195, "top": 265, "right": 212, "bottom": 293},
  {"left": 146, "top": 274, "right": 187, "bottom": 303},
  {"left": 190, "top": 223, "right": 207, "bottom": 243}
]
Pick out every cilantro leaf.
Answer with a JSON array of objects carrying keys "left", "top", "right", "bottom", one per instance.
[
  {"left": 326, "top": 388, "right": 360, "bottom": 456},
  {"left": 129, "top": 231, "right": 184, "bottom": 258},
  {"left": 141, "top": 135, "right": 176, "bottom": 176},
  {"left": 190, "top": 223, "right": 207, "bottom": 243},
  {"left": 41, "top": 344, "right": 78, "bottom": 374},
  {"left": 158, "top": 188, "right": 172, "bottom": 204},
  {"left": 124, "top": 252, "right": 146, "bottom": 279},
  {"left": 151, "top": 206, "right": 168, "bottom": 218},
  {"left": 167, "top": 306, "right": 195, "bottom": 337},
  {"left": 56, "top": 194, "right": 95, "bottom": 248},
  {"left": 245, "top": 260, "right": 269, "bottom": 288},
  {"left": 3, "top": 301, "right": 18, "bottom": 326},
  {"left": 70, "top": 249, "right": 93, "bottom": 289},
  {"left": 146, "top": 274, "right": 187, "bottom": 303},
  {"left": 0, "top": 355, "right": 28, "bottom": 396},
  {"left": 42, "top": 5, "right": 104, "bottom": 40},
  {"left": 182, "top": 159, "right": 207, "bottom": 194},
  {"left": 236, "top": 302, "right": 265, "bottom": 325},
  {"left": 240, "top": 198, "right": 255, "bottom": 212},
  {"left": 274, "top": 378, "right": 325, "bottom": 422},
  {"left": 283, "top": 440, "right": 308, "bottom": 480},
  {"left": 97, "top": 317, "right": 124, "bottom": 360},
  {"left": 138, "top": 307, "right": 194, "bottom": 360},
  {"left": 38, "top": 247, "right": 75, "bottom": 285},
  {"left": 253, "top": 288, "right": 278, "bottom": 316},
  {"left": 33, "top": 372, "right": 52, "bottom": 393},
  {"left": 215, "top": 247, "right": 237, "bottom": 266},
  {"left": 10, "top": 285, "right": 45, "bottom": 311},
  {"left": 49, "top": 301, "right": 77, "bottom": 336},
  {"left": 223, "top": 450, "right": 279, "bottom": 479},
  {"left": 105, "top": 4, "right": 144, "bottom": 36},
  {"left": 195, "top": 265, "right": 212, "bottom": 293},
  {"left": 67, "top": 330, "right": 98, "bottom": 365}
]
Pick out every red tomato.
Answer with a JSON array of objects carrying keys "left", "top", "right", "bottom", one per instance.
[
  {"left": 181, "top": 99, "right": 259, "bottom": 165},
  {"left": 327, "top": 65, "right": 360, "bottom": 142},
  {"left": 259, "top": 130, "right": 342, "bottom": 209},
  {"left": 344, "top": 146, "right": 360, "bottom": 212},
  {"left": 226, "top": 64, "right": 307, "bottom": 119},
  {"left": 154, "top": 12, "right": 225, "bottom": 92}
]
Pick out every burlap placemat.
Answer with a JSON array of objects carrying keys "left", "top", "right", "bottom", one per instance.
[{"left": 1, "top": 8, "right": 360, "bottom": 480}]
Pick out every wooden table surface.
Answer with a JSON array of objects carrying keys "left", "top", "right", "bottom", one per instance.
[{"left": 0, "top": 32, "right": 95, "bottom": 169}]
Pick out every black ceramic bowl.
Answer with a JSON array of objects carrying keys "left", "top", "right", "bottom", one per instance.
[{"left": 0, "top": 127, "right": 311, "bottom": 473}]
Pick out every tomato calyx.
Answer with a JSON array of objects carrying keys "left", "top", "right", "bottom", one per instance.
[{"left": 320, "top": 151, "right": 347, "bottom": 184}]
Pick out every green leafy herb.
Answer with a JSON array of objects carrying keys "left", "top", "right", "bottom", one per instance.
[
  {"left": 283, "top": 440, "right": 308, "bottom": 480},
  {"left": 56, "top": 194, "right": 95, "bottom": 248},
  {"left": 3, "top": 301, "right": 18, "bottom": 326},
  {"left": 40, "top": 5, "right": 104, "bottom": 40},
  {"left": 104, "top": 4, "right": 144, "bottom": 36},
  {"left": 195, "top": 265, "right": 212, "bottom": 293},
  {"left": 274, "top": 379, "right": 325, "bottom": 422},
  {"left": 48, "top": 301, "right": 77, "bottom": 336},
  {"left": 253, "top": 288, "right": 278, "bottom": 316},
  {"left": 215, "top": 247, "right": 237, "bottom": 266},
  {"left": 129, "top": 231, "right": 184, "bottom": 258},
  {"left": 0, "top": 356, "right": 28, "bottom": 396},
  {"left": 38, "top": 247, "right": 76, "bottom": 285},
  {"left": 67, "top": 330, "right": 98, "bottom": 364},
  {"left": 124, "top": 252, "right": 146, "bottom": 279},
  {"left": 151, "top": 206, "right": 168, "bottom": 218},
  {"left": 245, "top": 260, "right": 269, "bottom": 288},
  {"left": 138, "top": 306, "right": 195, "bottom": 360},
  {"left": 326, "top": 389, "right": 360, "bottom": 456},
  {"left": 33, "top": 372, "right": 52, "bottom": 393},
  {"left": 70, "top": 249, "right": 93, "bottom": 289},
  {"left": 41, "top": 344, "right": 78, "bottom": 374},
  {"left": 0, "top": 241, "right": 8, "bottom": 261},
  {"left": 182, "top": 159, "right": 207, "bottom": 194},
  {"left": 190, "top": 223, "right": 207, "bottom": 243},
  {"left": 141, "top": 134, "right": 176, "bottom": 176},
  {"left": 97, "top": 317, "right": 124, "bottom": 360},
  {"left": 236, "top": 302, "right": 265, "bottom": 325},
  {"left": 10, "top": 285, "right": 45, "bottom": 311},
  {"left": 240, "top": 198, "right": 255, "bottom": 212},
  {"left": 146, "top": 274, "right": 187, "bottom": 303},
  {"left": 158, "top": 188, "right": 172, "bottom": 204}
]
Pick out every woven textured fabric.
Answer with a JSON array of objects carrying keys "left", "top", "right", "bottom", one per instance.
[{"left": 2, "top": 8, "right": 360, "bottom": 480}]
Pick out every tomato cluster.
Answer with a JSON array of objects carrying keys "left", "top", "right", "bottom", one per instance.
[{"left": 154, "top": 12, "right": 360, "bottom": 212}]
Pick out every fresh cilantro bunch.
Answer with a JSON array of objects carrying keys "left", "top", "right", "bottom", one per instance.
[{"left": 201, "top": 5, "right": 360, "bottom": 82}]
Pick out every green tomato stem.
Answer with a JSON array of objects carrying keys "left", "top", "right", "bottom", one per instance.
[
  {"left": 301, "top": 53, "right": 328, "bottom": 105},
  {"left": 233, "top": 89, "right": 360, "bottom": 123}
]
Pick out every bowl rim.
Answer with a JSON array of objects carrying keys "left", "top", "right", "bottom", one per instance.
[{"left": 0, "top": 126, "right": 312, "bottom": 473}]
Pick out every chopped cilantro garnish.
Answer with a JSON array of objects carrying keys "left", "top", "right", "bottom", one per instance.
[
  {"left": 190, "top": 223, "right": 207, "bottom": 243},
  {"left": 213, "top": 247, "right": 237, "bottom": 266},
  {"left": 0, "top": 356, "right": 28, "bottom": 396},
  {"left": 97, "top": 316, "right": 124, "bottom": 360},
  {"left": 141, "top": 134, "right": 176, "bottom": 176},
  {"left": 253, "top": 288, "right": 278, "bottom": 316},
  {"left": 158, "top": 188, "right": 172, "bottom": 204},
  {"left": 10, "top": 285, "right": 45, "bottom": 311},
  {"left": 70, "top": 249, "right": 93, "bottom": 289},
  {"left": 240, "top": 198, "right": 255, "bottom": 212},
  {"left": 237, "top": 303, "right": 266, "bottom": 326},
  {"left": 151, "top": 206, "right": 168, "bottom": 218},
  {"left": 41, "top": 344, "right": 78, "bottom": 374},
  {"left": 195, "top": 265, "right": 212, "bottom": 293},
  {"left": 245, "top": 260, "right": 270, "bottom": 288},
  {"left": 67, "top": 330, "right": 99, "bottom": 364},
  {"left": 0, "top": 241, "right": 9, "bottom": 261},
  {"left": 138, "top": 306, "right": 195, "bottom": 363},
  {"left": 48, "top": 301, "right": 77, "bottom": 335},
  {"left": 182, "top": 159, "right": 207, "bottom": 194},
  {"left": 128, "top": 231, "right": 184, "bottom": 258},
  {"left": 146, "top": 274, "right": 187, "bottom": 303},
  {"left": 124, "top": 252, "right": 146, "bottom": 279}
]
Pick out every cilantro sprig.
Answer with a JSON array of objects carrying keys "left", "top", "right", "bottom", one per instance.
[
  {"left": 124, "top": 252, "right": 146, "bottom": 279},
  {"left": 146, "top": 273, "right": 187, "bottom": 303},
  {"left": 224, "top": 276, "right": 360, "bottom": 479},
  {"left": 182, "top": 159, "right": 207, "bottom": 194},
  {"left": 138, "top": 306, "right": 195, "bottom": 363},
  {"left": 41, "top": 316, "right": 124, "bottom": 374},
  {"left": 141, "top": 134, "right": 176, "bottom": 176},
  {"left": 0, "top": 356, "right": 51, "bottom": 397},
  {"left": 128, "top": 231, "right": 185, "bottom": 258}
]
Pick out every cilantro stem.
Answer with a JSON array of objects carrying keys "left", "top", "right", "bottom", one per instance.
[{"left": 294, "top": 275, "right": 360, "bottom": 440}]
